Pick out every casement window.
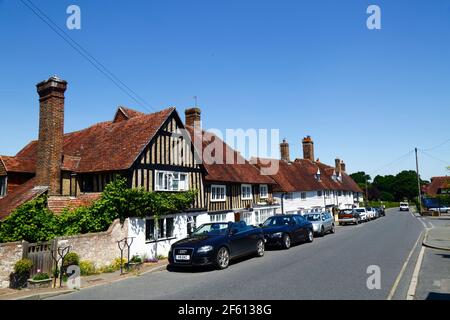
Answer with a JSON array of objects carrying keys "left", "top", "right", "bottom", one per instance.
[
  {"left": 155, "top": 170, "right": 189, "bottom": 192},
  {"left": 145, "top": 217, "right": 175, "bottom": 241},
  {"left": 317, "top": 190, "right": 323, "bottom": 197},
  {"left": 300, "top": 192, "right": 307, "bottom": 200},
  {"left": 242, "top": 211, "right": 253, "bottom": 225},
  {"left": 284, "top": 193, "right": 293, "bottom": 200},
  {"left": 259, "top": 184, "right": 268, "bottom": 199},
  {"left": 210, "top": 213, "right": 228, "bottom": 223},
  {"left": 241, "top": 184, "right": 253, "bottom": 200},
  {"left": 0, "top": 176, "right": 7, "bottom": 197},
  {"left": 255, "top": 208, "right": 274, "bottom": 225},
  {"left": 211, "top": 185, "right": 226, "bottom": 202},
  {"left": 338, "top": 191, "right": 342, "bottom": 197}
]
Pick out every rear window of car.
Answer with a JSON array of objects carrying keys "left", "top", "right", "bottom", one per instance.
[{"left": 356, "top": 209, "right": 365, "bottom": 212}]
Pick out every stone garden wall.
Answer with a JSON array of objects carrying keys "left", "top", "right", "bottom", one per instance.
[{"left": 0, "top": 219, "right": 129, "bottom": 289}]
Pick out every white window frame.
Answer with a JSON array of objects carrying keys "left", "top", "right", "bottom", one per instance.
[
  {"left": 211, "top": 185, "right": 226, "bottom": 202},
  {"left": 241, "top": 184, "right": 253, "bottom": 200},
  {"left": 145, "top": 216, "right": 176, "bottom": 242},
  {"left": 259, "top": 184, "right": 268, "bottom": 199},
  {"left": 255, "top": 208, "right": 274, "bottom": 225},
  {"left": 210, "top": 213, "right": 228, "bottom": 222},
  {"left": 242, "top": 211, "right": 253, "bottom": 225},
  {"left": 0, "top": 176, "right": 7, "bottom": 198},
  {"left": 155, "top": 170, "right": 189, "bottom": 192}
]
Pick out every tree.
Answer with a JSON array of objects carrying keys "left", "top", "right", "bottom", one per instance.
[{"left": 350, "top": 172, "right": 371, "bottom": 185}]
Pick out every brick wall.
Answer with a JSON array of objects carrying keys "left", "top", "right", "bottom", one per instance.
[{"left": 0, "top": 241, "right": 24, "bottom": 288}]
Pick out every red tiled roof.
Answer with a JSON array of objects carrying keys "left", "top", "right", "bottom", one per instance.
[
  {"left": 426, "top": 176, "right": 450, "bottom": 196},
  {"left": 113, "top": 106, "right": 146, "bottom": 123},
  {"left": 186, "top": 126, "right": 276, "bottom": 185},
  {"left": 13, "top": 107, "right": 175, "bottom": 173},
  {"left": 0, "top": 156, "right": 36, "bottom": 173},
  {"left": 252, "top": 157, "right": 363, "bottom": 193},
  {"left": 0, "top": 178, "right": 48, "bottom": 220}
]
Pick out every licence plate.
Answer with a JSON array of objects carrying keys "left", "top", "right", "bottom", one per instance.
[{"left": 175, "top": 255, "right": 190, "bottom": 261}]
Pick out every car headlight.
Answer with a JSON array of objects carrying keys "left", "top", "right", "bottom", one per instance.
[
  {"left": 197, "top": 245, "right": 213, "bottom": 253},
  {"left": 271, "top": 232, "right": 283, "bottom": 238}
]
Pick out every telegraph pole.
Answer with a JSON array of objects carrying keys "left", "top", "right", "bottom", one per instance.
[{"left": 415, "top": 148, "right": 423, "bottom": 214}]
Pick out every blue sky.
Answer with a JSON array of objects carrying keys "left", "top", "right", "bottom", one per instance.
[{"left": 0, "top": 0, "right": 449, "bottom": 180}]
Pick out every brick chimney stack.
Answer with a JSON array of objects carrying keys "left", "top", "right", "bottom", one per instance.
[
  {"left": 335, "top": 158, "right": 342, "bottom": 174},
  {"left": 36, "top": 76, "right": 67, "bottom": 195},
  {"left": 302, "top": 136, "right": 314, "bottom": 162},
  {"left": 280, "top": 139, "right": 290, "bottom": 162},
  {"left": 341, "top": 161, "right": 346, "bottom": 172},
  {"left": 185, "top": 108, "right": 201, "bottom": 128}
]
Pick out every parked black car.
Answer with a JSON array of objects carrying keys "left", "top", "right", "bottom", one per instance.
[
  {"left": 168, "top": 221, "right": 265, "bottom": 270},
  {"left": 260, "top": 214, "right": 313, "bottom": 249}
]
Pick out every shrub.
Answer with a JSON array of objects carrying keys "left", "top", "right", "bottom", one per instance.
[
  {"left": 129, "top": 255, "right": 142, "bottom": 263},
  {"left": 98, "top": 265, "right": 116, "bottom": 273},
  {"left": 32, "top": 272, "right": 50, "bottom": 281},
  {"left": 111, "top": 257, "right": 127, "bottom": 271},
  {"left": 14, "top": 259, "right": 33, "bottom": 275},
  {"left": 63, "top": 252, "right": 80, "bottom": 268},
  {"left": 79, "top": 260, "right": 98, "bottom": 276}
]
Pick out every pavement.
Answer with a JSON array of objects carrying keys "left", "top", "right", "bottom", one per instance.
[
  {"left": 49, "top": 209, "right": 426, "bottom": 300},
  {"left": 0, "top": 259, "right": 168, "bottom": 300},
  {"left": 423, "top": 227, "right": 450, "bottom": 251}
]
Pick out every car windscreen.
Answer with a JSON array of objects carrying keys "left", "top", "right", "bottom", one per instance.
[
  {"left": 305, "top": 214, "right": 320, "bottom": 221},
  {"left": 192, "top": 223, "right": 229, "bottom": 236},
  {"left": 355, "top": 209, "right": 365, "bottom": 212},
  {"left": 340, "top": 210, "right": 353, "bottom": 214},
  {"left": 263, "top": 216, "right": 291, "bottom": 226}
]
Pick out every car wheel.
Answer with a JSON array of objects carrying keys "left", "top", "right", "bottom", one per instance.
[
  {"left": 256, "top": 239, "right": 265, "bottom": 257},
  {"left": 282, "top": 234, "right": 291, "bottom": 249},
  {"left": 355, "top": 219, "right": 359, "bottom": 225},
  {"left": 306, "top": 229, "right": 314, "bottom": 243},
  {"left": 330, "top": 224, "right": 335, "bottom": 234},
  {"left": 216, "top": 247, "right": 230, "bottom": 270},
  {"left": 320, "top": 226, "right": 325, "bottom": 237}
]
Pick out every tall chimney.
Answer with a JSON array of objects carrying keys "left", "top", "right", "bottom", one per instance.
[
  {"left": 335, "top": 158, "right": 342, "bottom": 174},
  {"left": 302, "top": 136, "right": 314, "bottom": 162},
  {"left": 185, "top": 108, "right": 201, "bottom": 128},
  {"left": 341, "top": 161, "right": 346, "bottom": 172},
  {"left": 36, "top": 76, "right": 67, "bottom": 195},
  {"left": 280, "top": 139, "right": 290, "bottom": 162}
]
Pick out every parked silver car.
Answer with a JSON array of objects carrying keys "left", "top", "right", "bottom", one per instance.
[{"left": 304, "top": 212, "right": 335, "bottom": 237}]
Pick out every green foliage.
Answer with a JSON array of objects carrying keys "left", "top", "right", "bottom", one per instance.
[
  {"left": 0, "top": 196, "right": 59, "bottom": 243},
  {"left": 63, "top": 252, "right": 80, "bottom": 268},
  {"left": 32, "top": 272, "right": 50, "bottom": 281},
  {"left": 14, "top": 259, "right": 33, "bottom": 275},
  {"left": 79, "top": 261, "right": 98, "bottom": 276},
  {"left": 129, "top": 255, "right": 142, "bottom": 263},
  {"left": 366, "top": 201, "right": 399, "bottom": 209},
  {"left": 351, "top": 170, "right": 424, "bottom": 202},
  {"left": 0, "top": 177, "right": 197, "bottom": 243}
]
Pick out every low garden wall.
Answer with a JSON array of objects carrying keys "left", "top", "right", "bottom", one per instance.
[{"left": 0, "top": 219, "right": 129, "bottom": 289}]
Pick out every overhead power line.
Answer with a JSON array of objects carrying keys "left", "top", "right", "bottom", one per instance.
[
  {"left": 19, "top": 0, "right": 156, "bottom": 113},
  {"left": 422, "top": 138, "right": 450, "bottom": 152},
  {"left": 368, "top": 149, "right": 415, "bottom": 177},
  {"left": 419, "top": 150, "right": 449, "bottom": 166}
]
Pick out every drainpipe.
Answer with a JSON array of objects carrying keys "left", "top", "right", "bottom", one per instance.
[{"left": 281, "top": 192, "right": 287, "bottom": 214}]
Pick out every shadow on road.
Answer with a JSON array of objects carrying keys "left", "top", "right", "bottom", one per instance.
[{"left": 426, "top": 292, "right": 450, "bottom": 300}]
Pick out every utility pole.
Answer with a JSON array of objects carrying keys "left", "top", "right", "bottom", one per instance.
[
  {"left": 415, "top": 148, "right": 423, "bottom": 214},
  {"left": 365, "top": 178, "right": 369, "bottom": 206}
]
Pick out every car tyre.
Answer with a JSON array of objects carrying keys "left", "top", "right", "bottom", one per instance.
[
  {"left": 256, "top": 239, "right": 265, "bottom": 257},
  {"left": 282, "top": 234, "right": 291, "bottom": 249},
  {"left": 330, "top": 224, "right": 335, "bottom": 234},
  {"left": 306, "top": 229, "right": 314, "bottom": 243},
  {"left": 216, "top": 247, "right": 230, "bottom": 270},
  {"left": 320, "top": 226, "right": 325, "bottom": 237}
]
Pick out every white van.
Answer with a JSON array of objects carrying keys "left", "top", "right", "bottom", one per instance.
[{"left": 399, "top": 202, "right": 409, "bottom": 211}]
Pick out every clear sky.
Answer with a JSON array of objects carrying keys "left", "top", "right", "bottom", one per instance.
[{"left": 1, "top": 0, "right": 449, "bottom": 180}]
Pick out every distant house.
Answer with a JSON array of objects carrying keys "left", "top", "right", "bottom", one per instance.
[
  {"left": 424, "top": 176, "right": 450, "bottom": 196},
  {"left": 252, "top": 137, "right": 363, "bottom": 216}
]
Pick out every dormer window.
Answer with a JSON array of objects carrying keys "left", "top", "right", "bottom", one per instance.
[{"left": 315, "top": 168, "right": 321, "bottom": 181}]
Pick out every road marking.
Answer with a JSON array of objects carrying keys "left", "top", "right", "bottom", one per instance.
[
  {"left": 406, "top": 246, "right": 426, "bottom": 300},
  {"left": 386, "top": 231, "right": 423, "bottom": 300}
]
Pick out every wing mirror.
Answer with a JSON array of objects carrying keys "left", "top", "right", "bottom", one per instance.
[
  {"left": 230, "top": 228, "right": 239, "bottom": 235},
  {"left": 259, "top": 224, "right": 263, "bottom": 228}
]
